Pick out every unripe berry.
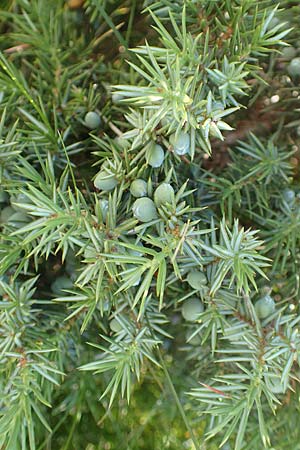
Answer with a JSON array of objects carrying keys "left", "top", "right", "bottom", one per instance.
[
  {"left": 94, "top": 166, "right": 118, "bottom": 191},
  {"left": 127, "top": 265, "right": 141, "bottom": 286},
  {"left": 147, "top": 144, "right": 164, "bottom": 168},
  {"left": 109, "top": 317, "right": 123, "bottom": 333},
  {"left": 114, "top": 136, "right": 130, "bottom": 149},
  {"left": 267, "top": 16, "right": 280, "bottom": 30},
  {"left": 132, "top": 197, "right": 158, "bottom": 222},
  {"left": 254, "top": 295, "right": 275, "bottom": 319},
  {"left": 212, "top": 101, "right": 224, "bottom": 111},
  {"left": 265, "top": 374, "right": 286, "bottom": 394},
  {"left": 84, "top": 111, "right": 101, "bottom": 129},
  {"left": 220, "top": 444, "right": 232, "bottom": 450},
  {"left": 84, "top": 246, "right": 98, "bottom": 259},
  {"left": 130, "top": 179, "right": 147, "bottom": 198},
  {"left": 170, "top": 131, "right": 190, "bottom": 155},
  {"left": 98, "top": 199, "right": 109, "bottom": 221},
  {"left": 154, "top": 183, "right": 175, "bottom": 207},
  {"left": 186, "top": 329, "right": 202, "bottom": 345},
  {"left": 65, "top": 249, "right": 79, "bottom": 277},
  {"left": 11, "top": 193, "right": 31, "bottom": 211},
  {"left": 281, "top": 46, "right": 297, "bottom": 60},
  {"left": 112, "top": 92, "right": 124, "bottom": 104},
  {"left": 7, "top": 212, "right": 30, "bottom": 228},
  {"left": 0, "top": 206, "right": 15, "bottom": 223},
  {"left": 187, "top": 270, "right": 207, "bottom": 290},
  {"left": 0, "top": 190, "right": 9, "bottom": 203},
  {"left": 282, "top": 188, "right": 295, "bottom": 203},
  {"left": 125, "top": 238, "right": 144, "bottom": 257},
  {"left": 51, "top": 276, "right": 73, "bottom": 296},
  {"left": 287, "top": 57, "right": 300, "bottom": 77},
  {"left": 181, "top": 297, "right": 204, "bottom": 322}
]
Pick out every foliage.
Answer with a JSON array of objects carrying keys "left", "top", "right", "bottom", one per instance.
[{"left": 0, "top": 0, "right": 300, "bottom": 449}]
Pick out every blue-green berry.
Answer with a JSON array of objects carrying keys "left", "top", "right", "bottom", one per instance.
[
  {"left": 84, "top": 111, "right": 101, "bottom": 129},
  {"left": 181, "top": 297, "right": 204, "bottom": 322},
  {"left": 98, "top": 199, "right": 109, "bottom": 221},
  {"left": 267, "top": 17, "right": 280, "bottom": 30},
  {"left": 0, "top": 190, "right": 9, "bottom": 203},
  {"left": 7, "top": 212, "right": 30, "bottom": 228},
  {"left": 84, "top": 246, "right": 98, "bottom": 259},
  {"left": 265, "top": 374, "right": 286, "bottom": 394},
  {"left": 255, "top": 295, "right": 275, "bottom": 319},
  {"left": 65, "top": 249, "right": 79, "bottom": 277},
  {"left": 154, "top": 183, "right": 175, "bottom": 207},
  {"left": 220, "top": 444, "right": 232, "bottom": 450},
  {"left": 281, "top": 46, "right": 297, "bottom": 60},
  {"left": 11, "top": 193, "right": 31, "bottom": 211},
  {"left": 186, "top": 329, "right": 202, "bottom": 345},
  {"left": 132, "top": 197, "right": 157, "bottom": 222},
  {"left": 94, "top": 171, "right": 118, "bottom": 191},
  {"left": 51, "top": 276, "right": 73, "bottom": 296},
  {"left": 283, "top": 188, "right": 295, "bottom": 203},
  {"left": 126, "top": 265, "right": 141, "bottom": 286},
  {"left": 147, "top": 144, "right": 164, "bottom": 168},
  {"left": 112, "top": 93, "right": 124, "bottom": 104},
  {"left": 187, "top": 270, "right": 207, "bottom": 290},
  {"left": 114, "top": 136, "right": 131, "bottom": 150},
  {"left": 0, "top": 206, "right": 15, "bottom": 223},
  {"left": 287, "top": 57, "right": 300, "bottom": 77},
  {"left": 127, "top": 239, "right": 144, "bottom": 257},
  {"left": 110, "top": 317, "right": 123, "bottom": 333},
  {"left": 130, "top": 179, "right": 148, "bottom": 198},
  {"left": 170, "top": 131, "right": 190, "bottom": 155},
  {"left": 212, "top": 101, "right": 224, "bottom": 111}
]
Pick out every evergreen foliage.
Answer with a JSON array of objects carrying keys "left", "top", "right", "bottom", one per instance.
[{"left": 0, "top": 1, "right": 300, "bottom": 449}]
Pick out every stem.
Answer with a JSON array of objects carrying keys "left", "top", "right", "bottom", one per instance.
[
  {"left": 61, "top": 414, "right": 78, "bottom": 450},
  {"left": 61, "top": 384, "right": 84, "bottom": 450},
  {"left": 145, "top": 315, "right": 201, "bottom": 450},
  {"left": 156, "top": 346, "right": 202, "bottom": 450}
]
